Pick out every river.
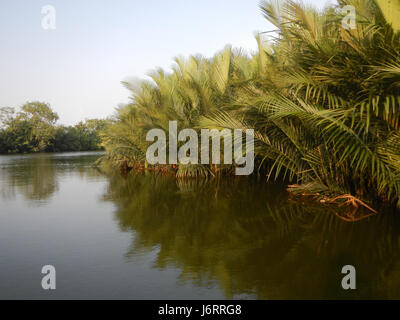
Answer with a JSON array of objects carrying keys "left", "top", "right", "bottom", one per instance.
[{"left": 0, "top": 151, "right": 399, "bottom": 299}]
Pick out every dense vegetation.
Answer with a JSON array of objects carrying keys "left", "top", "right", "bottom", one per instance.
[
  {"left": 0, "top": 102, "right": 107, "bottom": 153},
  {"left": 102, "top": 0, "right": 400, "bottom": 212}
]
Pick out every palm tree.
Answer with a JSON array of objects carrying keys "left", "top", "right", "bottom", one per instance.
[
  {"left": 201, "top": 0, "right": 400, "bottom": 210},
  {"left": 101, "top": 0, "right": 400, "bottom": 211}
]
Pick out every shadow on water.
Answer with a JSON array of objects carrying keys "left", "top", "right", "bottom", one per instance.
[{"left": 103, "top": 172, "right": 400, "bottom": 299}]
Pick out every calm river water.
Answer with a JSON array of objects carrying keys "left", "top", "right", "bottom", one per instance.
[{"left": 0, "top": 152, "right": 400, "bottom": 299}]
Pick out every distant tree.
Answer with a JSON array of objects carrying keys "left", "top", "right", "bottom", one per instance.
[
  {"left": 0, "top": 107, "right": 15, "bottom": 153},
  {"left": 0, "top": 129, "right": 6, "bottom": 153},
  {"left": 0, "top": 107, "right": 15, "bottom": 128},
  {"left": 0, "top": 102, "right": 107, "bottom": 154},
  {"left": 83, "top": 118, "right": 108, "bottom": 150},
  {"left": 19, "top": 102, "right": 59, "bottom": 152},
  {"left": 3, "top": 117, "right": 33, "bottom": 153},
  {"left": 53, "top": 126, "right": 79, "bottom": 152}
]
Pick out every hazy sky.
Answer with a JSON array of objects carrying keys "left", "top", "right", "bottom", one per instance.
[{"left": 0, "top": 0, "right": 334, "bottom": 125}]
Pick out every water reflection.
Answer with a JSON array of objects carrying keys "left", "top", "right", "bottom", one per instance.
[
  {"left": 1, "top": 152, "right": 400, "bottom": 299},
  {"left": 0, "top": 152, "right": 103, "bottom": 203},
  {"left": 104, "top": 173, "right": 400, "bottom": 299}
]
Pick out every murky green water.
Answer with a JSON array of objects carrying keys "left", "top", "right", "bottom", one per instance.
[{"left": 0, "top": 152, "right": 400, "bottom": 299}]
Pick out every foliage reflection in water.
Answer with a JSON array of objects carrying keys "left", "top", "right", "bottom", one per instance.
[
  {"left": 1, "top": 152, "right": 400, "bottom": 299},
  {"left": 103, "top": 171, "right": 400, "bottom": 299}
]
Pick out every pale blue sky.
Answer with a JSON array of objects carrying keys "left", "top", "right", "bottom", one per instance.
[{"left": 0, "top": 0, "right": 334, "bottom": 125}]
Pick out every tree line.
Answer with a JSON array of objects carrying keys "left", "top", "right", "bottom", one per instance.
[{"left": 0, "top": 102, "right": 108, "bottom": 154}]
